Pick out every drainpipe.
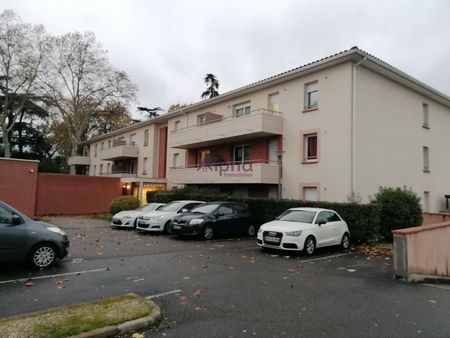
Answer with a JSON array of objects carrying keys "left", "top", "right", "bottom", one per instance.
[{"left": 351, "top": 56, "right": 366, "bottom": 202}]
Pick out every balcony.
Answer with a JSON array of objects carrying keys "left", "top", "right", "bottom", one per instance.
[
  {"left": 169, "top": 161, "right": 279, "bottom": 184},
  {"left": 170, "top": 109, "right": 283, "bottom": 149},
  {"left": 100, "top": 171, "right": 137, "bottom": 178},
  {"left": 68, "top": 156, "right": 91, "bottom": 166},
  {"left": 100, "top": 144, "right": 138, "bottom": 161}
]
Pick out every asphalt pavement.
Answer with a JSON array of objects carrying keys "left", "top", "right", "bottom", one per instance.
[{"left": 0, "top": 216, "right": 449, "bottom": 338}]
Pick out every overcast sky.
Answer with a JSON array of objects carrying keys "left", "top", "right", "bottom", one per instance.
[{"left": 1, "top": 0, "right": 449, "bottom": 119}]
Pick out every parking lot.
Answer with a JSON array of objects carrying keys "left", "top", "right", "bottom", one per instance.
[{"left": 0, "top": 216, "right": 449, "bottom": 338}]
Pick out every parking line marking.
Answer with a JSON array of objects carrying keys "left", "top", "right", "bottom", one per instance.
[
  {"left": 0, "top": 268, "right": 107, "bottom": 285},
  {"left": 145, "top": 289, "right": 182, "bottom": 299},
  {"left": 299, "top": 252, "right": 351, "bottom": 263}
]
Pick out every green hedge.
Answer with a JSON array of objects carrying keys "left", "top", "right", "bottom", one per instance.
[
  {"left": 110, "top": 195, "right": 140, "bottom": 215},
  {"left": 148, "top": 187, "right": 380, "bottom": 243}
]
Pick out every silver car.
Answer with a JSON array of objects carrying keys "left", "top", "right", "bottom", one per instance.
[
  {"left": 136, "top": 200, "right": 204, "bottom": 233},
  {"left": 0, "top": 201, "right": 69, "bottom": 269},
  {"left": 111, "top": 203, "right": 166, "bottom": 228}
]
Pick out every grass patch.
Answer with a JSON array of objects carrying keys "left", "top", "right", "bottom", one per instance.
[
  {"left": 0, "top": 294, "right": 156, "bottom": 338},
  {"left": 88, "top": 213, "right": 112, "bottom": 221}
]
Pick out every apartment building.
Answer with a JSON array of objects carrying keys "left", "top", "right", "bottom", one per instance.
[{"left": 69, "top": 47, "right": 450, "bottom": 212}]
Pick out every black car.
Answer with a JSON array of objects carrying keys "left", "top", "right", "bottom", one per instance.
[
  {"left": 0, "top": 201, "right": 69, "bottom": 269},
  {"left": 171, "top": 202, "right": 255, "bottom": 240}
]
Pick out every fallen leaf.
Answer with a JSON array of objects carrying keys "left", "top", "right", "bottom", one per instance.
[
  {"left": 193, "top": 289, "right": 202, "bottom": 297},
  {"left": 228, "top": 266, "right": 235, "bottom": 271},
  {"left": 132, "top": 333, "right": 145, "bottom": 338},
  {"left": 194, "top": 306, "right": 206, "bottom": 311},
  {"left": 25, "top": 281, "right": 34, "bottom": 287},
  {"left": 182, "top": 276, "right": 191, "bottom": 280},
  {"left": 428, "top": 299, "right": 438, "bottom": 304}
]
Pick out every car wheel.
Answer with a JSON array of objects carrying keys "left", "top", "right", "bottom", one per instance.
[
  {"left": 203, "top": 226, "right": 214, "bottom": 240},
  {"left": 303, "top": 236, "right": 316, "bottom": 256},
  {"left": 163, "top": 221, "right": 171, "bottom": 234},
  {"left": 341, "top": 233, "right": 350, "bottom": 250},
  {"left": 247, "top": 225, "right": 256, "bottom": 236},
  {"left": 29, "top": 243, "right": 57, "bottom": 269}
]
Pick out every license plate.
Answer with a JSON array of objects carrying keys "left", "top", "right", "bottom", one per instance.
[
  {"left": 172, "top": 225, "right": 181, "bottom": 230},
  {"left": 264, "top": 236, "right": 280, "bottom": 243}
]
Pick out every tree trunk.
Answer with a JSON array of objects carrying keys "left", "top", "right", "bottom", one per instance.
[{"left": 2, "top": 130, "right": 11, "bottom": 158}]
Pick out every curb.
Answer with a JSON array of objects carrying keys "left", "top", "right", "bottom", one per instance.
[{"left": 69, "top": 300, "right": 161, "bottom": 338}]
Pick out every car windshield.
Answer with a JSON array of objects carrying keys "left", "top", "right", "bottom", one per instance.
[
  {"left": 277, "top": 210, "right": 316, "bottom": 223},
  {"left": 158, "top": 201, "right": 185, "bottom": 212},
  {"left": 190, "top": 204, "right": 219, "bottom": 214},
  {"left": 138, "top": 204, "right": 161, "bottom": 212}
]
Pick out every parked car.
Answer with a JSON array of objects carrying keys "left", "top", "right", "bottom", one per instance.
[
  {"left": 257, "top": 207, "right": 350, "bottom": 255},
  {"left": 0, "top": 201, "right": 69, "bottom": 269},
  {"left": 111, "top": 203, "right": 166, "bottom": 228},
  {"left": 136, "top": 200, "right": 204, "bottom": 233},
  {"left": 171, "top": 202, "right": 254, "bottom": 240}
]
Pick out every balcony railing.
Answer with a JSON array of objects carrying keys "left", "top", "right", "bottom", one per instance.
[
  {"left": 100, "top": 144, "right": 138, "bottom": 161},
  {"left": 68, "top": 155, "right": 91, "bottom": 166},
  {"left": 170, "top": 108, "right": 283, "bottom": 149},
  {"left": 169, "top": 159, "right": 279, "bottom": 184},
  {"left": 99, "top": 170, "right": 137, "bottom": 178}
]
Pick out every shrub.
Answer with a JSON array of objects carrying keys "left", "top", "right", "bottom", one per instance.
[
  {"left": 371, "top": 186, "right": 422, "bottom": 240},
  {"left": 152, "top": 188, "right": 380, "bottom": 243},
  {"left": 109, "top": 195, "right": 140, "bottom": 215}
]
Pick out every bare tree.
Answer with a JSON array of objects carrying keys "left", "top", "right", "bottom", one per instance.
[
  {"left": 137, "top": 106, "right": 163, "bottom": 119},
  {"left": 201, "top": 73, "right": 219, "bottom": 99},
  {"left": 0, "top": 10, "right": 45, "bottom": 158},
  {"left": 38, "top": 31, "right": 137, "bottom": 159}
]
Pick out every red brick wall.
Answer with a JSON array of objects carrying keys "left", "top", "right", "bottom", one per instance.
[
  {"left": 0, "top": 158, "right": 39, "bottom": 216},
  {"left": 158, "top": 127, "right": 168, "bottom": 178},
  {"left": 248, "top": 140, "right": 268, "bottom": 162},
  {"left": 36, "top": 174, "right": 121, "bottom": 216}
]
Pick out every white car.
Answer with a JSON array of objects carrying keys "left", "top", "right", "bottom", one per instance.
[
  {"left": 257, "top": 207, "right": 350, "bottom": 255},
  {"left": 136, "top": 200, "right": 204, "bottom": 233},
  {"left": 111, "top": 203, "right": 166, "bottom": 228}
]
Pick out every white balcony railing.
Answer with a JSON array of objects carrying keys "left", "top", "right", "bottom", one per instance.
[
  {"left": 170, "top": 109, "right": 282, "bottom": 149},
  {"left": 169, "top": 160, "right": 279, "bottom": 184}
]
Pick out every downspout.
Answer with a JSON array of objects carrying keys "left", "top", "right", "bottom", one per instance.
[{"left": 351, "top": 56, "right": 366, "bottom": 202}]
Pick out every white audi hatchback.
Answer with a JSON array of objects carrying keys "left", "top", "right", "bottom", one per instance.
[{"left": 257, "top": 207, "right": 350, "bottom": 255}]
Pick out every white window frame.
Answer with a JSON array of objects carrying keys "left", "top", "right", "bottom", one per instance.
[
  {"left": 143, "top": 157, "right": 148, "bottom": 174},
  {"left": 304, "top": 81, "right": 318, "bottom": 110},
  {"left": 174, "top": 120, "right": 181, "bottom": 131},
  {"left": 197, "top": 114, "right": 206, "bottom": 126},
  {"left": 144, "top": 129, "right": 149, "bottom": 146},
  {"left": 268, "top": 92, "right": 279, "bottom": 112},
  {"left": 173, "top": 153, "right": 179, "bottom": 168},
  {"left": 422, "top": 103, "right": 429, "bottom": 128},
  {"left": 233, "top": 144, "right": 250, "bottom": 164},
  {"left": 423, "top": 146, "right": 430, "bottom": 172},
  {"left": 304, "top": 133, "right": 318, "bottom": 162},
  {"left": 233, "top": 102, "right": 251, "bottom": 118}
]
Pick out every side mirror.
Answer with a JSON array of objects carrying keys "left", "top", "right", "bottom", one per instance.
[
  {"left": 215, "top": 213, "right": 222, "bottom": 219},
  {"left": 180, "top": 208, "right": 189, "bottom": 213},
  {"left": 12, "top": 214, "right": 22, "bottom": 225},
  {"left": 317, "top": 220, "right": 326, "bottom": 226},
  {"left": 275, "top": 216, "right": 280, "bottom": 220}
]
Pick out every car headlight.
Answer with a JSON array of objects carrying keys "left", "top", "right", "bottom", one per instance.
[
  {"left": 189, "top": 218, "right": 204, "bottom": 225},
  {"left": 285, "top": 230, "right": 302, "bottom": 237},
  {"left": 47, "top": 227, "right": 67, "bottom": 236},
  {"left": 150, "top": 215, "right": 165, "bottom": 220}
]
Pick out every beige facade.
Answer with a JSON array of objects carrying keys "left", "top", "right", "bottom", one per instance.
[{"left": 70, "top": 47, "right": 450, "bottom": 211}]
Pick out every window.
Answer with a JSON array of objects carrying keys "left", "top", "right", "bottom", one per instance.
[
  {"left": 129, "top": 133, "right": 136, "bottom": 146},
  {"left": 423, "top": 191, "right": 430, "bottom": 212},
  {"left": 422, "top": 103, "right": 429, "bottom": 128},
  {"left": 315, "top": 211, "right": 329, "bottom": 224},
  {"left": 94, "top": 144, "right": 98, "bottom": 157},
  {"left": 108, "top": 140, "right": 111, "bottom": 148},
  {"left": 217, "top": 205, "right": 233, "bottom": 216},
  {"left": 197, "top": 114, "right": 206, "bottom": 126},
  {"left": 93, "top": 165, "right": 97, "bottom": 176},
  {"left": 99, "top": 164, "right": 103, "bottom": 174},
  {"left": 303, "top": 186, "right": 318, "bottom": 201},
  {"left": 101, "top": 142, "right": 104, "bottom": 150},
  {"left": 0, "top": 205, "right": 14, "bottom": 224},
  {"left": 173, "top": 153, "right": 179, "bottom": 168},
  {"left": 174, "top": 120, "right": 180, "bottom": 131},
  {"left": 107, "top": 163, "right": 111, "bottom": 174},
  {"left": 423, "top": 146, "right": 430, "bottom": 172},
  {"left": 303, "top": 133, "right": 318, "bottom": 162},
  {"left": 144, "top": 129, "right": 149, "bottom": 146},
  {"left": 268, "top": 93, "right": 279, "bottom": 111},
  {"left": 142, "top": 157, "right": 148, "bottom": 174},
  {"left": 304, "top": 81, "right": 318, "bottom": 110},
  {"left": 233, "top": 102, "right": 251, "bottom": 118},
  {"left": 233, "top": 145, "right": 249, "bottom": 164}
]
